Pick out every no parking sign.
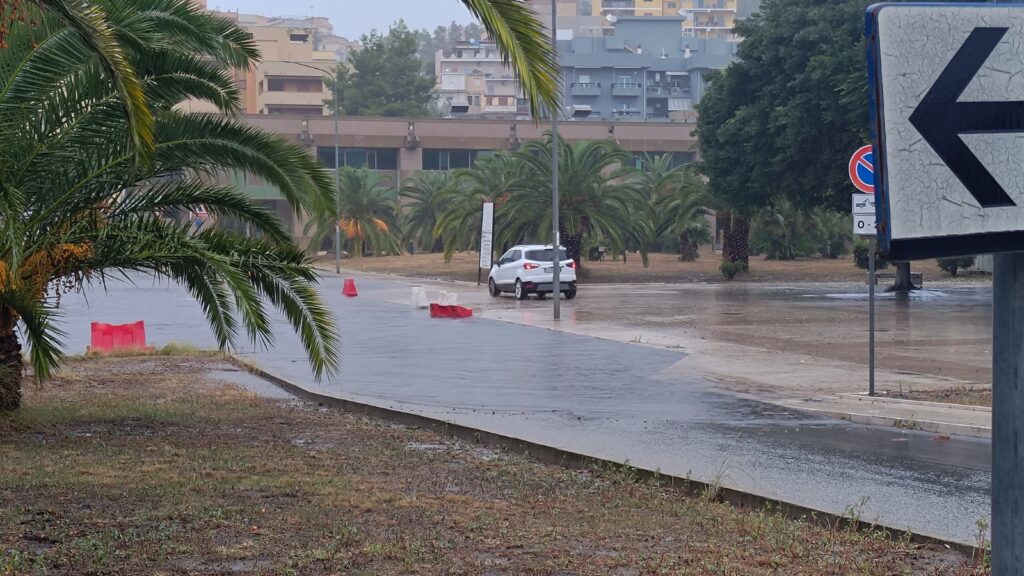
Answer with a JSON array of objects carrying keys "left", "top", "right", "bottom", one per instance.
[{"left": 848, "top": 145, "right": 875, "bottom": 194}]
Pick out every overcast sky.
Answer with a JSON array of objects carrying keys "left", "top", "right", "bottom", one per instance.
[{"left": 206, "top": 0, "right": 474, "bottom": 39}]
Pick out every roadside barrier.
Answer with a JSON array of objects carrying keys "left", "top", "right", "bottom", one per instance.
[
  {"left": 88, "top": 321, "right": 149, "bottom": 353},
  {"left": 342, "top": 278, "right": 358, "bottom": 297},
  {"left": 410, "top": 286, "right": 429, "bottom": 309},
  {"left": 429, "top": 304, "right": 473, "bottom": 319}
]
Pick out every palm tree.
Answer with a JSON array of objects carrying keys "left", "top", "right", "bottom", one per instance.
[
  {"left": 636, "top": 156, "right": 710, "bottom": 261},
  {"left": 435, "top": 151, "right": 529, "bottom": 261},
  {"left": 400, "top": 171, "right": 450, "bottom": 253},
  {"left": 507, "top": 135, "right": 649, "bottom": 267},
  {"left": 0, "top": 0, "right": 339, "bottom": 410},
  {"left": 310, "top": 169, "right": 402, "bottom": 258}
]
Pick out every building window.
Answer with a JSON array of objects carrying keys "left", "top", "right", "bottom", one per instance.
[
  {"left": 289, "top": 33, "right": 309, "bottom": 43},
  {"left": 316, "top": 147, "right": 399, "bottom": 170},
  {"left": 423, "top": 149, "right": 485, "bottom": 171}
]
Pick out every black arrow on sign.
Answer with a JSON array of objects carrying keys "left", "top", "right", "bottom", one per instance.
[{"left": 909, "top": 27, "right": 1022, "bottom": 208}]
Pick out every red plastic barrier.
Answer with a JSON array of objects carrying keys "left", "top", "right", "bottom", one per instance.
[
  {"left": 90, "top": 321, "right": 148, "bottom": 353},
  {"left": 429, "top": 304, "right": 473, "bottom": 319},
  {"left": 342, "top": 278, "right": 358, "bottom": 297}
]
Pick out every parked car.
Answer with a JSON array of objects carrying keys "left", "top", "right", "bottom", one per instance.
[{"left": 488, "top": 244, "right": 578, "bottom": 300}]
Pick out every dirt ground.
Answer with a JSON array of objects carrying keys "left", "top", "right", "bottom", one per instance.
[
  {"left": 331, "top": 250, "right": 966, "bottom": 285},
  {"left": 887, "top": 387, "right": 993, "bottom": 407},
  {"left": 0, "top": 356, "right": 988, "bottom": 575}
]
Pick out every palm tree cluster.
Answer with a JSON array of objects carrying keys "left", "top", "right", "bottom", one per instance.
[
  {"left": 0, "top": 0, "right": 559, "bottom": 410},
  {"left": 317, "top": 136, "right": 710, "bottom": 270}
]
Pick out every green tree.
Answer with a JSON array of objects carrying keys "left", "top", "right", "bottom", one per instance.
[
  {"left": 0, "top": 0, "right": 340, "bottom": 410},
  {"left": 400, "top": 171, "right": 451, "bottom": 252},
  {"left": 328, "top": 21, "right": 436, "bottom": 117},
  {"left": 309, "top": 169, "right": 403, "bottom": 258},
  {"left": 696, "top": 0, "right": 928, "bottom": 287},
  {"left": 635, "top": 155, "right": 710, "bottom": 262},
  {"left": 435, "top": 151, "right": 528, "bottom": 261},
  {"left": 507, "top": 136, "right": 649, "bottom": 267}
]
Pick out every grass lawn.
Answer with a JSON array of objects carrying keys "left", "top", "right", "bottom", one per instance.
[
  {"left": 0, "top": 356, "right": 989, "bottom": 575},
  {"left": 330, "top": 250, "right": 962, "bottom": 285}
]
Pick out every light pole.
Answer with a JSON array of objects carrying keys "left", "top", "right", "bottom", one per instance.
[
  {"left": 285, "top": 61, "right": 341, "bottom": 274},
  {"left": 550, "top": 0, "right": 561, "bottom": 321}
]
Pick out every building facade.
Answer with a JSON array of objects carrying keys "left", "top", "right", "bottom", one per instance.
[
  {"left": 589, "top": 0, "right": 758, "bottom": 41},
  {"left": 559, "top": 16, "right": 735, "bottom": 121},
  {"left": 229, "top": 114, "right": 699, "bottom": 247},
  {"left": 178, "top": 10, "right": 358, "bottom": 116},
  {"left": 435, "top": 40, "right": 528, "bottom": 118}
]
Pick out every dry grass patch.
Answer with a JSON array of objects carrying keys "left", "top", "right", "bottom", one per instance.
[{"left": 0, "top": 357, "right": 989, "bottom": 575}]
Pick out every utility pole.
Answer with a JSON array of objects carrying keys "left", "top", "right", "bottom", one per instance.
[{"left": 550, "top": 0, "right": 561, "bottom": 320}]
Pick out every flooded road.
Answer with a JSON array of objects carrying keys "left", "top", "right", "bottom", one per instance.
[{"left": 58, "top": 274, "right": 991, "bottom": 544}]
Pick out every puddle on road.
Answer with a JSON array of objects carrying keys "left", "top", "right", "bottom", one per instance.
[{"left": 205, "top": 368, "right": 295, "bottom": 399}]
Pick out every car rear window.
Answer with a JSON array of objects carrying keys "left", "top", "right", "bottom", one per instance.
[{"left": 525, "top": 249, "right": 568, "bottom": 261}]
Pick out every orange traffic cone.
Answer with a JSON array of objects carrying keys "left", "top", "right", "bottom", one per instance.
[{"left": 342, "top": 278, "right": 358, "bottom": 297}]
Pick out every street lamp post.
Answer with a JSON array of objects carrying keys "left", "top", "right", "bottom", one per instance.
[
  {"left": 550, "top": 0, "right": 561, "bottom": 321},
  {"left": 285, "top": 61, "right": 341, "bottom": 274}
]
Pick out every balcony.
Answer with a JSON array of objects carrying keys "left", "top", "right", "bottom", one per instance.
[
  {"left": 570, "top": 82, "right": 602, "bottom": 97},
  {"left": 612, "top": 83, "right": 642, "bottom": 97},
  {"left": 646, "top": 83, "right": 690, "bottom": 98}
]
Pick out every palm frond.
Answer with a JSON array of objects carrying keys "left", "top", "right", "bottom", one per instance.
[{"left": 460, "top": 0, "right": 559, "bottom": 118}]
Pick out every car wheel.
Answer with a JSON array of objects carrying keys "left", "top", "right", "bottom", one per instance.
[
  {"left": 514, "top": 279, "right": 526, "bottom": 300},
  {"left": 566, "top": 285, "right": 578, "bottom": 300},
  {"left": 488, "top": 278, "right": 500, "bottom": 297}
]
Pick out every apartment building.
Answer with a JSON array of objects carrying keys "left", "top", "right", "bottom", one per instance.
[
  {"left": 589, "top": 0, "right": 758, "bottom": 41},
  {"left": 435, "top": 40, "right": 528, "bottom": 119},
  {"left": 180, "top": 10, "right": 357, "bottom": 116},
  {"left": 560, "top": 16, "right": 735, "bottom": 121}
]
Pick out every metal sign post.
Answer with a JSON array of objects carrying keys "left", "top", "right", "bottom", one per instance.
[
  {"left": 994, "top": 253, "right": 1024, "bottom": 571},
  {"left": 868, "top": 238, "right": 876, "bottom": 397},
  {"left": 867, "top": 5, "right": 1024, "bottom": 569},
  {"left": 853, "top": 188, "right": 877, "bottom": 397}
]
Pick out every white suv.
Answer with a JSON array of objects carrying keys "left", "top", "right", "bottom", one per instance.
[{"left": 488, "top": 244, "right": 578, "bottom": 300}]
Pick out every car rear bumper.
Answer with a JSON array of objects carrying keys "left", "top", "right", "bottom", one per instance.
[{"left": 521, "top": 280, "right": 576, "bottom": 293}]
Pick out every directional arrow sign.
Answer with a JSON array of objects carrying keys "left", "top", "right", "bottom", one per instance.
[
  {"left": 909, "top": 27, "right": 1019, "bottom": 209},
  {"left": 868, "top": 6, "right": 1024, "bottom": 260}
]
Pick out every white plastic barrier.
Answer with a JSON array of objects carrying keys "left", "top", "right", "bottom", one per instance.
[
  {"left": 410, "top": 286, "right": 429, "bottom": 309},
  {"left": 437, "top": 290, "right": 458, "bottom": 306}
]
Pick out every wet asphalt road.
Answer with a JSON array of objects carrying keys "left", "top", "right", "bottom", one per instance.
[{"left": 58, "top": 274, "right": 990, "bottom": 544}]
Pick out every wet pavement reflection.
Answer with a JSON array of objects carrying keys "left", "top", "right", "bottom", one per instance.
[{"left": 58, "top": 274, "right": 991, "bottom": 544}]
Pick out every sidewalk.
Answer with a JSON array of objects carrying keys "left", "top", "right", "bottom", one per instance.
[
  {"left": 330, "top": 265, "right": 993, "bottom": 440},
  {"left": 775, "top": 394, "right": 991, "bottom": 439}
]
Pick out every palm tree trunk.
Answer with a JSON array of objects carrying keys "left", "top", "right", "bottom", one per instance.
[
  {"left": 0, "top": 327, "right": 23, "bottom": 411},
  {"left": 722, "top": 214, "right": 750, "bottom": 266},
  {"left": 679, "top": 232, "right": 699, "bottom": 261},
  {"left": 563, "top": 234, "right": 583, "bottom": 269}
]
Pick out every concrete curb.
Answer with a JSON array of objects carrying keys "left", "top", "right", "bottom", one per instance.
[
  {"left": 788, "top": 404, "right": 991, "bottom": 440},
  {"left": 841, "top": 392, "right": 992, "bottom": 413},
  {"left": 230, "top": 355, "right": 981, "bottom": 555}
]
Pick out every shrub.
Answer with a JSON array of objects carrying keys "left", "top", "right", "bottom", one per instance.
[
  {"left": 810, "top": 208, "right": 851, "bottom": 259},
  {"left": 720, "top": 261, "right": 745, "bottom": 280},
  {"left": 937, "top": 256, "right": 976, "bottom": 277},
  {"left": 750, "top": 199, "right": 816, "bottom": 260},
  {"left": 853, "top": 239, "right": 890, "bottom": 270}
]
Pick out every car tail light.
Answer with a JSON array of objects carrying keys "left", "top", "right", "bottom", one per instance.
[
  {"left": 523, "top": 263, "right": 540, "bottom": 270},
  {"left": 567, "top": 261, "right": 577, "bottom": 269}
]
